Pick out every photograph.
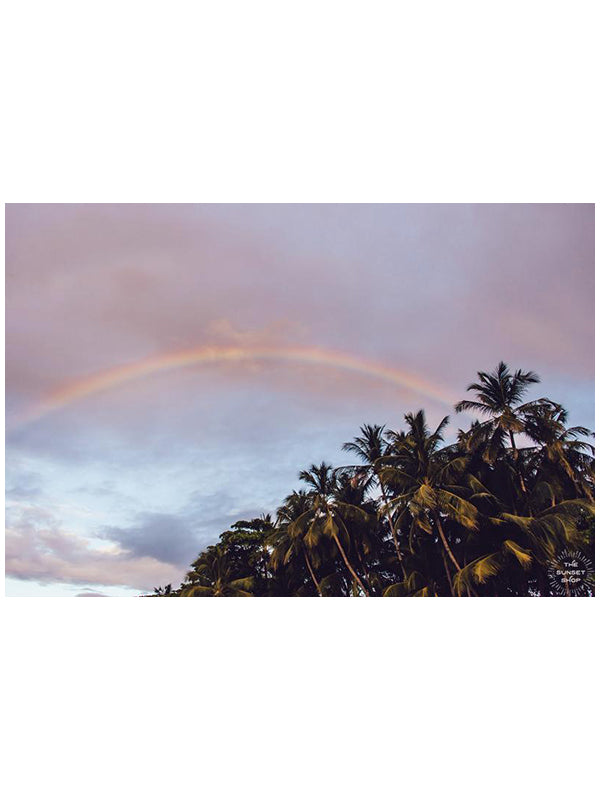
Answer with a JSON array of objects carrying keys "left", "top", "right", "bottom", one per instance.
[
  {"left": 5, "top": 203, "right": 594, "bottom": 597},
  {"left": 3, "top": 5, "right": 597, "bottom": 800}
]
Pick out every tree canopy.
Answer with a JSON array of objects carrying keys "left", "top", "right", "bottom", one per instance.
[{"left": 153, "top": 363, "right": 594, "bottom": 597}]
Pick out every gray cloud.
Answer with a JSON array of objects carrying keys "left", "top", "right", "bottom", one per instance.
[
  {"left": 101, "top": 490, "right": 269, "bottom": 569},
  {"left": 102, "top": 512, "right": 200, "bottom": 567}
]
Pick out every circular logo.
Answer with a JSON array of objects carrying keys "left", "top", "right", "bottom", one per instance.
[{"left": 548, "top": 549, "right": 594, "bottom": 596}]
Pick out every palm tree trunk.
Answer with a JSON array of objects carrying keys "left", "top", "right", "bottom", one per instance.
[
  {"left": 356, "top": 547, "right": 371, "bottom": 586},
  {"left": 302, "top": 544, "right": 322, "bottom": 597},
  {"left": 378, "top": 476, "right": 406, "bottom": 574},
  {"left": 434, "top": 515, "right": 461, "bottom": 573},
  {"left": 331, "top": 527, "right": 370, "bottom": 596},
  {"left": 441, "top": 550, "right": 456, "bottom": 597}
]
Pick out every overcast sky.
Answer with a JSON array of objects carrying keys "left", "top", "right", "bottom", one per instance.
[{"left": 5, "top": 204, "right": 594, "bottom": 596}]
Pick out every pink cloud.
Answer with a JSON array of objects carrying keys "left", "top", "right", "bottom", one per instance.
[{"left": 6, "top": 510, "right": 180, "bottom": 592}]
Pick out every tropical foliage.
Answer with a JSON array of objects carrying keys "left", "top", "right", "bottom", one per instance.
[{"left": 153, "top": 363, "right": 594, "bottom": 597}]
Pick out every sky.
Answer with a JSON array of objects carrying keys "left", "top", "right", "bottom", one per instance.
[{"left": 5, "top": 204, "right": 595, "bottom": 596}]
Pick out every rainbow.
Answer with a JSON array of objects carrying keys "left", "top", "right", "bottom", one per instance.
[{"left": 9, "top": 345, "right": 456, "bottom": 430}]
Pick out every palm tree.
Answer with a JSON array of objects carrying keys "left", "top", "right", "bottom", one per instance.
[
  {"left": 342, "top": 424, "right": 404, "bottom": 567},
  {"left": 181, "top": 551, "right": 254, "bottom": 596},
  {"left": 380, "top": 411, "right": 480, "bottom": 596},
  {"left": 455, "top": 361, "right": 541, "bottom": 462},
  {"left": 295, "top": 462, "right": 373, "bottom": 596},
  {"left": 523, "top": 401, "right": 594, "bottom": 503},
  {"left": 270, "top": 490, "right": 323, "bottom": 596},
  {"left": 453, "top": 498, "right": 593, "bottom": 597},
  {"left": 452, "top": 399, "right": 594, "bottom": 596},
  {"left": 333, "top": 471, "right": 385, "bottom": 593},
  {"left": 152, "top": 583, "right": 175, "bottom": 596}
]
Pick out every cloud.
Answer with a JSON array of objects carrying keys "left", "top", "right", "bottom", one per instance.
[
  {"left": 6, "top": 506, "right": 275, "bottom": 591},
  {"left": 101, "top": 492, "right": 268, "bottom": 569},
  {"left": 6, "top": 205, "right": 593, "bottom": 415},
  {"left": 5, "top": 469, "right": 43, "bottom": 500},
  {"left": 75, "top": 589, "right": 109, "bottom": 597},
  {"left": 5, "top": 486, "right": 271, "bottom": 590},
  {"left": 6, "top": 506, "right": 179, "bottom": 592},
  {"left": 102, "top": 513, "right": 200, "bottom": 567}
]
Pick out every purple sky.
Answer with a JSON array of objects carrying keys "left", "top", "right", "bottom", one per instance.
[{"left": 5, "top": 204, "right": 594, "bottom": 596}]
